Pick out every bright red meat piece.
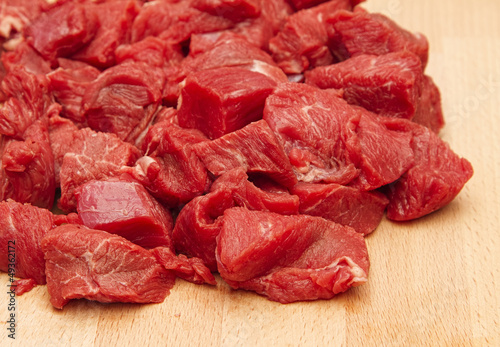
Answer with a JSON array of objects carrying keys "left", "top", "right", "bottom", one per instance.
[
  {"left": 115, "top": 36, "right": 183, "bottom": 68},
  {"left": 0, "top": 199, "right": 55, "bottom": 285},
  {"left": 42, "top": 224, "right": 175, "bottom": 309},
  {"left": 288, "top": 0, "right": 364, "bottom": 11},
  {"left": 0, "top": 0, "right": 45, "bottom": 39},
  {"left": 191, "top": 0, "right": 261, "bottom": 22},
  {"left": 75, "top": 175, "right": 174, "bottom": 250},
  {"left": 192, "top": 119, "right": 298, "bottom": 188},
  {"left": 177, "top": 66, "right": 278, "bottom": 140},
  {"left": 172, "top": 167, "right": 299, "bottom": 270},
  {"left": 291, "top": 182, "right": 388, "bottom": 235},
  {"left": 1, "top": 41, "right": 52, "bottom": 76},
  {"left": 381, "top": 118, "right": 473, "bottom": 221},
  {"left": 327, "top": 8, "right": 429, "bottom": 69},
  {"left": 412, "top": 75, "right": 445, "bottom": 133},
  {"left": 216, "top": 207, "right": 370, "bottom": 303},
  {"left": 305, "top": 51, "right": 425, "bottom": 119}
]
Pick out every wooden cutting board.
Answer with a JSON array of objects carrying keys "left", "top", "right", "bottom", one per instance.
[{"left": 1, "top": 0, "right": 499, "bottom": 346}]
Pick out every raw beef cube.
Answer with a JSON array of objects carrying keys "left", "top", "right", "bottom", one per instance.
[
  {"left": 172, "top": 167, "right": 299, "bottom": 270},
  {"left": 1, "top": 41, "right": 52, "bottom": 76},
  {"left": 164, "top": 35, "right": 286, "bottom": 104},
  {"left": 42, "top": 224, "right": 175, "bottom": 309},
  {"left": 115, "top": 36, "right": 183, "bottom": 68},
  {"left": 192, "top": 120, "right": 297, "bottom": 188},
  {"left": 82, "top": 62, "right": 165, "bottom": 144},
  {"left": 0, "top": 68, "right": 54, "bottom": 138},
  {"left": 381, "top": 118, "right": 473, "bottom": 221},
  {"left": 216, "top": 208, "right": 369, "bottom": 303},
  {"left": 131, "top": 1, "right": 234, "bottom": 44},
  {"left": 48, "top": 115, "right": 79, "bottom": 186},
  {"left": 291, "top": 182, "right": 388, "bottom": 235},
  {"left": 12, "top": 278, "right": 37, "bottom": 296},
  {"left": 327, "top": 8, "right": 429, "bottom": 69},
  {"left": 0, "top": 0, "right": 45, "bottom": 39},
  {"left": 412, "top": 75, "right": 445, "bottom": 133},
  {"left": 289, "top": 0, "right": 364, "bottom": 11},
  {"left": 58, "top": 128, "right": 141, "bottom": 212},
  {"left": 269, "top": 0, "right": 357, "bottom": 74},
  {"left": 263, "top": 82, "right": 359, "bottom": 185},
  {"left": 75, "top": 175, "right": 174, "bottom": 250},
  {"left": 1, "top": 119, "right": 56, "bottom": 209},
  {"left": 348, "top": 110, "right": 415, "bottom": 191},
  {"left": 47, "top": 62, "right": 100, "bottom": 124},
  {"left": 124, "top": 122, "right": 209, "bottom": 208},
  {"left": 71, "top": 0, "right": 140, "bottom": 68},
  {"left": 177, "top": 67, "right": 278, "bottom": 140},
  {"left": 24, "top": 1, "right": 97, "bottom": 62},
  {"left": 191, "top": 0, "right": 261, "bottom": 22},
  {"left": 0, "top": 200, "right": 55, "bottom": 285},
  {"left": 150, "top": 247, "right": 216, "bottom": 285},
  {"left": 305, "top": 51, "right": 425, "bottom": 119}
]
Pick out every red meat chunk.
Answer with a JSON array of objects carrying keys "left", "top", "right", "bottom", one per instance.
[
  {"left": 24, "top": 1, "right": 98, "bottom": 63},
  {"left": 269, "top": 0, "right": 357, "bottom": 74},
  {"left": 381, "top": 118, "right": 473, "bottom": 221},
  {"left": 82, "top": 62, "right": 165, "bottom": 144},
  {"left": 0, "top": 200, "right": 55, "bottom": 285},
  {"left": 75, "top": 175, "right": 174, "bottom": 250},
  {"left": 327, "top": 8, "right": 429, "bottom": 69},
  {"left": 191, "top": 0, "right": 261, "bottom": 22},
  {"left": 47, "top": 62, "right": 100, "bottom": 124},
  {"left": 412, "top": 75, "right": 445, "bottom": 133},
  {"left": 192, "top": 120, "right": 297, "bottom": 188},
  {"left": 71, "top": 0, "right": 140, "bottom": 68},
  {"left": 115, "top": 36, "right": 183, "bottom": 68},
  {"left": 12, "top": 278, "right": 37, "bottom": 296},
  {"left": 42, "top": 224, "right": 175, "bottom": 309},
  {"left": 177, "top": 67, "right": 278, "bottom": 140},
  {"left": 173, "top": 167, "right": 299, "bottom": 270},
  {"left": 0, "top": 0, "right": 45, "bottom": 39},
  {"left": 150, "top": 247, "right": 216, "bottom": 285},
  {"left": 289, "top": 0, "right": 364, "bottom": 11},
  {"left": 1, "top": 41, "right": 52, "bottom": 76},
  {"left": 216, "top": 208, "right": 369, "bottom": 303},
  {"left": 124, "top": 122, "right": 209, "bottom": 208},
  {"left": 291, "top": 182, "right": 388, "bottom": 235},
  {"left": 48, "top": 115, "right": 79, "bottom": 186},
  {"left": 58, "top": 128, "right": 141, "bottom": 212},
  {"left": 305, "top": 51, "right": 425, "bottom": 119}
]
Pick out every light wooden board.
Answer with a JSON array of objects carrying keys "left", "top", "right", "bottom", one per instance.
[{"left": 1, "top": 0, "right": 499, "bottom": 346}]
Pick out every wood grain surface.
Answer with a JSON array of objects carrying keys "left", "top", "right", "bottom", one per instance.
[{"left": 1, "top": 0, "right": 499, "bottom": 346}]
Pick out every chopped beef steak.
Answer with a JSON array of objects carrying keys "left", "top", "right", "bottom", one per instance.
[
  {"left": 0, "top": 0, "right": 45, "bottom": 39},
  {"left": 305, "top": 51, "right": 425, "bottom": 119},
  {"left": 291, "top": 182, "right": 388, "bottom": 235},
  {"left": 177, "top": 66, "right": 278, "bottom": 140},
  {"left": 192, "top": 119, "right": 298, "bottom": 188},
  {"left": 412, "top": 75, "right": 445, "bottom": 133},
  {"left": 216, "top": 207, "right": 369, "bottom": 303},
  {"left": 42, "top": 224, "right": 175, "bottom": 309},
  {"left": 75, "top": 175, "right": 174, "bottom": 250},
  {"left": 289, "top": 0, "right": 364, "bottom": 11},
  {"left": 0, "top": 199, "right": 55, "bottom": 285}
]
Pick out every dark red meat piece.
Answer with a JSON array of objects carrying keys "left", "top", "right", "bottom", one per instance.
[
  {"left": 47, "top": 62, "right": 100, "bottom": 124},
  {"left": 115, "top": 36, "right": 183, "bottom": 68},
  {"left": 124, "top": 122, "right": 209, "bottom": 208},
  {"left": 381, "top": 118, "right": 473, "bottom": 221},
  {"left": 305, "top": 51, "right": 425, "bottom": 119},
  {"left": 269, "top": 0, "right": 357, "bottom": 74},
  {"left": 263, "top": 82, "right": 359, "bottom": 185},
  {"left": 412, "top": 75, "right": 445, "bottom": 133},
  {"left": 24, "top": 1, "right": 98, "bottom": 63},
  {"left": 42, "top": 224, "right": 175, "bottom": 309},
  {"left": 288, "top": 0, "right": 364, "bottom": 11},
  {"left": 1, "top": 41, "right": 52, "bottom": 76},
  {"left": 150, "top": 247, "right": 216, "bottom": 285},
  {"left": 172, "top": 167, "right": 299, "bottom": 270},
  {"left": 291, "top": 182, "right": 388, "bottom": 235},
  {"left": 71, "top": 0, "right": 140, "bottom": 68},
  {"left": 192, "top": 120, "right": 297, "bottom": 188},
  {"left": 216, "top": 208, "right": 370, "bottom": 303},
  {"left": 58, "top": 128, "right": 141, "bottom": 212},
  {"left": 48, "top": 115, "right": 79, "bottom": 186},
  {"left": 75, "top": 175, "right": 174, "bottom": 250},
  {"left": 82, "top": 62, "right": 165, "bottom": 144},
  {"left": 177, "top": 67, "right": 278, "bottom": 140},
  {"left": 0, "top": 200, "right": 55, "bottom": 285},
  {"left": 191, "top": 0, "right": 261, "bottom": 22},
  {"left": 327, "top": 8, "right": 429, "bottom": 69}
]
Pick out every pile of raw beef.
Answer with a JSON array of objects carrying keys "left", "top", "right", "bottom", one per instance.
[{"left": 0, "top": 0, "right": 473, "bottom": 308}]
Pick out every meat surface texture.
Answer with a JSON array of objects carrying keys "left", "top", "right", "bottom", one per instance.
[
  {"left": 0, "top": 200, "right": 55, "bottom": 285},
  {"left": 216, "top": 208, "right": 369, "bottom": 303},
  {"left": 42, "top": 224, "right": 175, "bottom": 309},
  {"left": 75, "top": 175, "right": 174, "bottom": 250}
]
